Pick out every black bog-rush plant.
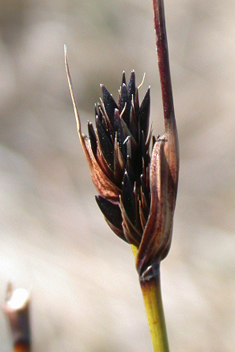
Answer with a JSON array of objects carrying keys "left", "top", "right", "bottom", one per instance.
[{"left": 65, "top": 0, "right": 179, "bottom": 351}]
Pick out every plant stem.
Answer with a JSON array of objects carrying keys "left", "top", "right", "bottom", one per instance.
[
  {"left": 4, "top": 284, "right": 31, "bottom": 352},
  {"left": 14, "top": 341, "right": 30, "bottom": 352},
  {"left": 152, "top": 0, "right": 176, "bottom": 134},
  {"left": 140, "top": 265, "right": 169, "bottom": 352}
]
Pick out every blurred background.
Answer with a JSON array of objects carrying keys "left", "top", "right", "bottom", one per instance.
[{"left": 0, "top": 0, "right": 235, "bottom": 351}]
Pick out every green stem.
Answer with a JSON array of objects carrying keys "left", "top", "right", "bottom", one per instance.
[{"left": 140, "top": 265, "right": 169, "bottom": 352}]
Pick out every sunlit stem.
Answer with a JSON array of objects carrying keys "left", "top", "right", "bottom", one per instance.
[
  {"left": 132, "top": 248, "right": 169, "bottom": 352},
  {"left": 140, "top": 265, "right": 169, "bottom": 352}
]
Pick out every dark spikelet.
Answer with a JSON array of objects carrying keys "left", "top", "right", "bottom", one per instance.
[
  {"left": 88, "top": 122, "right": 97, "bottom": 157},
  {"left": 96, "top": 115, "right": 114, "bottom": 170},
  {"left": 121, "top": 71, "right": 126, "bottom": 85},
  {"left": 127, "top": 71, "right": 136, "bottom": 99},
  {"left": 114, "top": 109, "right": 126, "bottom": 157},
  {"left": 119, "top": 83, "right": 131, "bottom": 126},
  {"left": 138, "top": 88, "right": 150, "bottom": 141},
  {"left": 121, "top": 171, "right": 137, "bottom": 226},
  {"left": 96, "top": 196, "right": 126, "bottom": 241},
  {"left": 101, "top": 85, "right": 118, "bottom": 126}
]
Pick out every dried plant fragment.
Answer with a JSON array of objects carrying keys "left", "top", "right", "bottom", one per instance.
[{"left": 4, "top": 283, "right": 31, "bottom": 352}]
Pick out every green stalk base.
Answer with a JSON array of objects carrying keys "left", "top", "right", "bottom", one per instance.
[{"left": 140, "top": 266, "right": 169, "bottom": 352}]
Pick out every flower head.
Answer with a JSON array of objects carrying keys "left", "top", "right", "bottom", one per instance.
[{"left": 65, "top": 48, "right": 179, "bottom": 279}]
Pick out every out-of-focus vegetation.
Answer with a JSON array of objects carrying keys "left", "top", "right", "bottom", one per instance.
[{"left": 0, "top": 1, "right": 235, "bottom": 351}]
